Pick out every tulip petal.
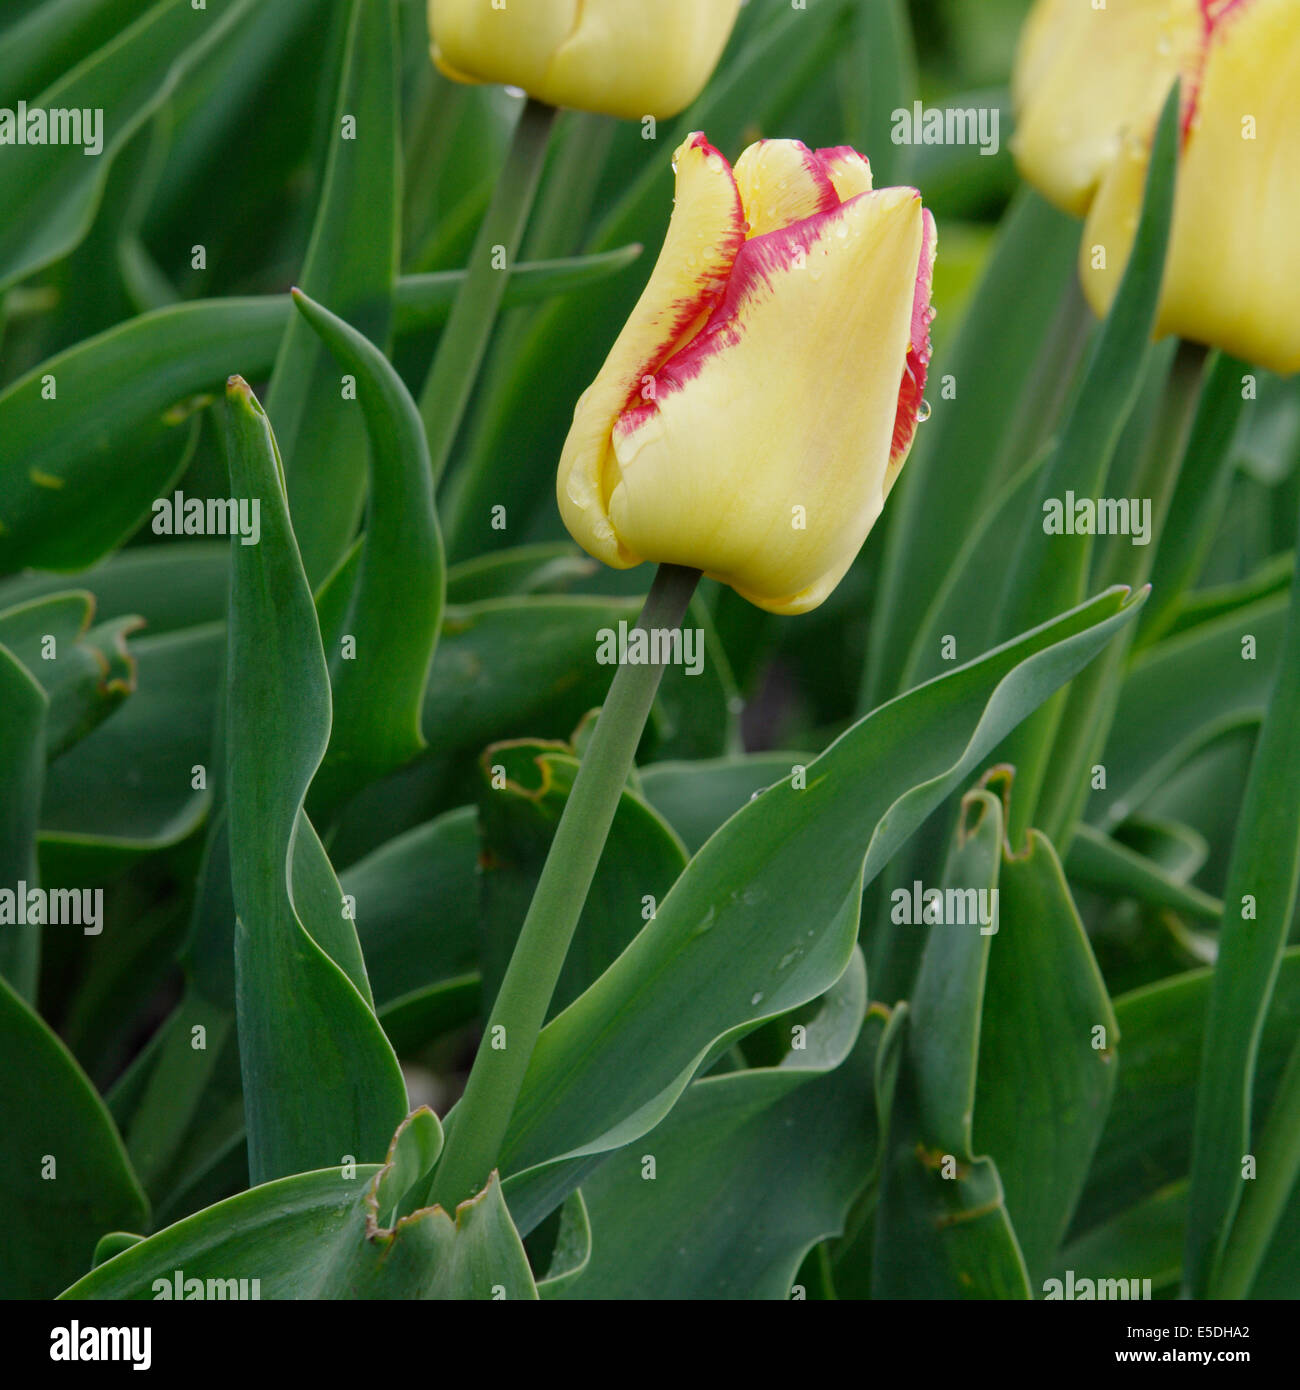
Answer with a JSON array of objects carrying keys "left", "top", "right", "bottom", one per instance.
[
  {"left": 733, "top": 140, "right": 840, "bottom": 239},
  {"left": 430, "top": 0, "right": 581, "bottom": 96},
  {"left": 1165, "top": 0, "right": 1300, "bottom": 372},
  {"left": 606, "top": 187, "right": 926, "bottom": 614},
  {"left": 1013, "top": 0, "right": 1201, "bottom": 216},
  {"left": 888, "top": 209, "right": 938, "bottom": 492},
  {"left": 543, "top": 0, "right": 744, "bottom": 120},
  {"left": 816, "top": 146, "right": 874, "bottom": 202},
  {"left": 557, "top": 135, "right": 746, "bottom": 566},
  {"left": 1082, "top": 0, "right": 1300, "bottom": 374}
]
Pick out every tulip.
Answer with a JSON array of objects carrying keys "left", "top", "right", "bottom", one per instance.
[
  {"left": 556, "top": 134, "right": 936, "bottom": 615},
  {"left": 1013, "top": 0, "right": 1300, "bottom": 375},
  {"left": 428, "top": 0, "right": 743, "bottom": 122}
]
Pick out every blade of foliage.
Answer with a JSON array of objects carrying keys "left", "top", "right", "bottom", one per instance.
[
  {"left": 291, "top": 289, "right": 443, "bottom": 819},
  {"left": 62, "top": 1110, "right": 535, "bottom": 1299},
  {"left": 0, "top": 972, "right": 148, "bottom": 1297},
  {"left": 266, "top": 0, "right": 399, "bottom": 583},
  {"left": 0, "top": 0, "right": 252, "bottom": 293},
  {"left": 555, "top": 954, "right": 875, "bottom": 1300},
  {"left": 1186, "top": 557, "right": 1300, "bottom": 1296},
  {"left": 872, "top": 790, "right": 1032, "bottom": 1298},
  {"left": 0, "top": 645, "right": 46, "bottom": 999},
  {"left": 493, "top": 588, "right": 1144, "bottom": 1233},
  {"left": 221, "top": 377, "right": 406, "bottom": 1185}
]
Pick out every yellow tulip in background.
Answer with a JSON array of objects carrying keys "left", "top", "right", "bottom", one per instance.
[
  {"left": 1013, "top": 0, "right": 1300, "bottom": 375},
  {"left": 557, "top": 135, "right": 936, "bottom": 615},
  {"left": 428, "top": 0, "right": 743, "bottom": 121}
]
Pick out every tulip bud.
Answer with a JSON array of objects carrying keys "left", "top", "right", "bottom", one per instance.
[
  {"left": 557, "top": 135, "right": 936, "bottom": 615},
  {"left": 1013, "top": 0, "right": 1300, "bottom": 375},
  {"left": 428, "top": 0, "right": 743, "bottom": 121}
]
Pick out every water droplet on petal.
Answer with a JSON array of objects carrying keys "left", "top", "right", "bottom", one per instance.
[{"left": 917, "top": 399, "right": 932, "bottom": 423}]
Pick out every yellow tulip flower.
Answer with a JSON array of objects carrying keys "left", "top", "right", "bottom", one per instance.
[
  {"left": 428, "top": 0, "right": 743, "bottom": 121},
  {"left": 557, "top": 134, "right": 936, "bottom": 615},
  {"left": 1013, "top": 0, "right": 1300, "bottom": 375}
]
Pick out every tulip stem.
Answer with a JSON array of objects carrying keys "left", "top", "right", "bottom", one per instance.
[
  {"left": 427, "top": 563, "right": 703, "bottom": 1212},
  {"left": 419, "top": 97, "right": 557, "bottom": 484}
]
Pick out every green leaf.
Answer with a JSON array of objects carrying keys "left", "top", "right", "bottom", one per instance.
[
  {"left": 1094, "top": 593, "right": 1287, "bottom": 830},
  {"left": 639, "top": 753, "right": 814, "bottom": 857},
  {"left": 0, "top": 591, "right": 138, "bottom": 760},
  {"left": 1066, "top": 822, "right": 1222, "bottom": 919},
  {"left": 1139, "top": 352, "right": 1251, "bottom": 645},
  {"left": 341, "top": 807, "right": 480, "bottom": 1012},
  {"left": 871, "top": 789, "right": 1031, "bottom": 1298},
  {"left": 973, "top": 825, "right": 1119, "bottom": 1283},
  {"left": 0, "top": 0, "right": 253, "bottom": 293},
  {"left": 291, "top": 289, "right": 444, "bottom": 818},
  {"left": 1186, "top": 558, "right": 1300, "bottom": 1295},
  {"left": 1074, "top": 952, "right": 1300, "bottom": 1237},
  {"left": 0, "top": 972, "right": 148, "bottom": 1297},
  {"left": 266, "top": 0, "right": 399, "bottom": 583},
  {"left": 221, "top": 377, "right": 406, "bottom": 1185},
  {"left": 0, "top": 251, "right": 640, "bottom": 574},
  {"left": 61, "top": 1110, "right": 536, "bottom": 1299},
  {"left": 37, "top": 623, "right": 221, "bottom": 882},
  {"left": 494, "top": 587, "right": 1144, "bottom": 1233},
  {"left": 992, "top": 82, "right": 1181, "bottom": 841},
  {"left": 554, "top": 954, "right": 875, "bottom": 1300},
  {"left": 0, "top": 644, "right": 46, "bottom": 999}
]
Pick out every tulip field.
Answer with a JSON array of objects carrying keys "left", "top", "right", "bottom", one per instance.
[{"left": 2, "top": 0, "right": 1299, "bottom": 1333}]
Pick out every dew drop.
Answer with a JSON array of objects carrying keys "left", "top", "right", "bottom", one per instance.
[
  {"left": 750, "top": 991, "right": 765, "bottom": 1006},
  {"left": 916, "top": 399, "right": 932, "bottom": 423}
]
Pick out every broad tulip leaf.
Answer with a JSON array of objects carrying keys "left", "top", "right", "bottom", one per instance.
[
  {"left": 61, "top": 1110, "right": 536, "bottom": 1299},
  {"left": 0, "top": 972, "right": 148, "bottom": 1298},
  {"left": 639, "top": 753, "right": 814, "bottom": 856},
  {"left": 0, "top": 0, "right": 146, "bottom": 110},
  {"left": 291, "top": 290, "right": 444, "bottom": 818},
  {"left": 1093, "top": 593, "right": 1287, "bottom": 829},
  {"left": 266, "top": 0, "right": 399, "bottom": 583},
  {"left": 1055, "top": 1184, "right": 1186, "bottom": 1298},
  {"left": 0, "top": 251, "right": 640, "bottom": 575},
  {"left": 423, "top": 596, "right": 640, "bottom": 757},
  {"left": 341, "top": 807, "right": 481, "bottom": 1011},
  {"left": 554, "top": 953, "right": 876, "bottom": 1300},
  {"left": 872, "top": 789, "right": 1031, "bottom": 1298},
  {"left": 1186, "top": 559, "right": 1300, "bottom": 1297},
  {"left": 0, "top": 543, "right": 230, "bottom": 635},
  {"left": 0, "top": 591, "right": 138, "bottom": 760},
  {"left": 37, "top": 623, "right": 222, "bottom": 882},
  {"left": 0, "top": 645, "right": 46, "bottom": 999},
  {"left": 490, "top": 587, "right": 1144, "bottom": 1233},
  {"left": 222, "top": 378, "right": 406, "bottom": 1185},
  {"left": 973, "top": 826, "right": 1119, "bottom": 1283},
  {"left": 0, "top": 0, "right": 252, "bottom": 294},
  {"left": 1065, "top": 822, "right": 1222, "bottom": 920},
  {"left": 1140, "top": 352, "right": 1253, "bottom": 645}
]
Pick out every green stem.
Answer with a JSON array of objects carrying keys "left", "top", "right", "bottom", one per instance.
[
  {"left": 419, "top": 97, "right": 557, "bottom": 485},
  {"left": 1214, "top": 1034, "right": 1300, "bottom": 1297},
  {"left": 428, "top": 563, "right": 703, "bottom": 1210}
]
